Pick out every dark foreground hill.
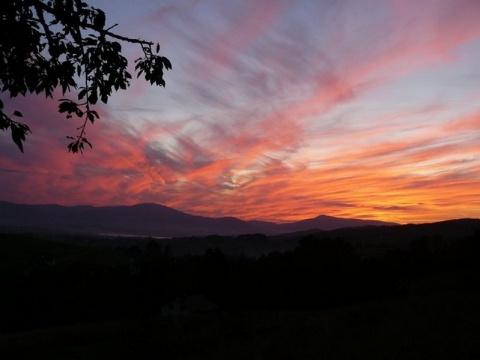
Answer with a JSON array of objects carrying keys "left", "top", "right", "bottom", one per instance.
[
  {"left": 271, "top": 218, "right": 480, "bottom": 255},
  {"left": 1, "top": 223, "right": 480, "bottom": 359},
  {"left": 0, "top": 201, "right": 396, "bottom": 237},
  {"left": 138, "top": 218, "right": 480, "bottom": 257}
]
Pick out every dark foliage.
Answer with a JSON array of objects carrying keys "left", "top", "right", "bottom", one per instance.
[
  {"left": 2, "top": 229, "right": 480, "bottom": 336},
  {"left": 2, "top": 229, "right": 480, "bottom": 359},
  {"left": 0, "top": 0, "right": 171, "bottom": 153}
]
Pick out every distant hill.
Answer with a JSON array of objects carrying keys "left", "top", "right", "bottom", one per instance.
[
  {"left": 0, "top": 201, "right": 396, "bottom": 237},
  {"left": 277, "top": 214, "right": 396, "bottom": 232},
  {"left": 270, "top": 218, "right": 480, "bottom": 257}
]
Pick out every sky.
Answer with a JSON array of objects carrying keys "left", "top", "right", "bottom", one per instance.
[{"left": 1, "top": 0, "right": 480, "bottom": 224}]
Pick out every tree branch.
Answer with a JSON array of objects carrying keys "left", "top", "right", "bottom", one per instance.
[
  {"left": 32, "top": 2, "right": 56, "bottom": 50},
  {"left": 99, "top": 29, "right": 153, "bottom": 46},
  {"left": 27, "top": 0, "right": 154, "bottom": 46}
]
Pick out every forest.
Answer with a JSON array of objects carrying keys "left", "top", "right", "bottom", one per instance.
[{"left": 1, "top": 226, "right": 480, "bottom": 359}]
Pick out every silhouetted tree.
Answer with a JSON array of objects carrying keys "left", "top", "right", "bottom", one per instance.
[
  {"left": 295, "top": 236, "right": 358, "bottom": 270},
  {"left": 0, "top": 0, "right": 171, "bottom": 152}
]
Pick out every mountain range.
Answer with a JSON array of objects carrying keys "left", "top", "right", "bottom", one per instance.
[{"left": 0, "top": 201, "right": 397, "bottom": 237}]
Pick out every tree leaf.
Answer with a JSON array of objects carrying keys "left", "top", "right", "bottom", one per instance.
[
  {"left": 162, "top": 57, "right": 172, "bottom": 70},
  {"left": 10, "top": 123, "right": 29, "bottom": 153}
]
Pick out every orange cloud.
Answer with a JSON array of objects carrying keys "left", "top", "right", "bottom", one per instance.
[{"left": 1, "top": 0, "right": 479, "bottom": 226}]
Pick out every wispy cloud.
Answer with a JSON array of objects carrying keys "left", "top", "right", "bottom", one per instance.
[{"left": 1, "top": 0, "right": 479, "bottom": 223}]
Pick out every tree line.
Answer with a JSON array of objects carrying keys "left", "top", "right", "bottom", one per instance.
[{"left": 1, "top": 229, "right": 480, "bottom": 333}]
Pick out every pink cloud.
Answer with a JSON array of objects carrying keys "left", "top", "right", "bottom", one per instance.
[
  {"left": 2, "top": 0, "right": 479, "bottom": 225},
  {"left": 186, "top": 0, "right": 289, "bottom": 80}
]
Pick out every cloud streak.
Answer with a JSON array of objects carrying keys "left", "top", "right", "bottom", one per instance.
[{"left": 1, "top": 0, "right": 479, "bottom": 224}]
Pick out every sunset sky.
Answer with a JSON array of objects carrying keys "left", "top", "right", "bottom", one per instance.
[{"left": 1, "top": 0, "right": 479, "bottom": 224}]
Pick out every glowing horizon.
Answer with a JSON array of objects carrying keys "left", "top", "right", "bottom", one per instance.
[{"left": 1, "top": 0, "right": 479, "bottom": 224}]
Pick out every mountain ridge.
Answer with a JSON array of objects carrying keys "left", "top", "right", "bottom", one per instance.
[{"left": 1, "top": 200, "right": 397, "bottom": 237}]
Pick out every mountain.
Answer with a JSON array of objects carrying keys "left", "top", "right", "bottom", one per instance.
[
  {"left": 277, "top": 214, "right": 397, "bottom": 232},
  {"left": 0, "top": 201, "right": 396, "bottom": 237}
]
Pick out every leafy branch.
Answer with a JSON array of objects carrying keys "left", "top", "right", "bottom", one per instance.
[
  {"left": 0, "top": 0, "right": 171, "bottom": 153},
  {"left": 0, "top": 100, "right": 31, "bottom": 153}
]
